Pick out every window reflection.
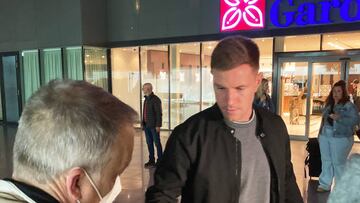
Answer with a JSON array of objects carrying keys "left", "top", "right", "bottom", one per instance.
[
  {"left": 65, "top": 47, "right": 83, "bottom": 80},
  {"left": 254, "top": 38, "right": 273, "bottom": 95},
  {"left": 170, "top": 43, "right": 201, "bottom": 127},
  {"left": 348, "top": 61, "right": 360, "bottom": 142},
  {"left": 275, "top": 35, "right": 321, "bottom": 52},
  {"left": 41, "top": 48, "right": 63, "bottom": 84},
  {"left": 141, "top": 45, "right": 169, "bottom": 129},
  {"left": 202, "top": 41, "right": 217, "bottom": 110},
  {"left": 84, "top": 47, "right": 108, "bottom": 90},
  {"left": 322, "top": 31, "right": 360, "bottom": 50},
  {"left": 111, "top": 47, "right": 141, "bottom": 126},
  {"left": 309, "top": 62, "right": 341, "bottom": 137},
  {"left": 22, "top": 50, "right": 40, "bottom": 103},
  {"left": 280, "top": 62, "right": 308, "bottom": 136}
]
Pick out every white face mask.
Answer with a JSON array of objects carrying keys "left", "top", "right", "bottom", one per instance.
[{"left": 77, "top": 169, "right": 122, "bottom": 203}]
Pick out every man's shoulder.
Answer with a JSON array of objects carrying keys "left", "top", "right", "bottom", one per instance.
[
  {"left": 152, "top": 94, "right": 162, "bottom": 102},
  {"left": 0, "top": 180, "right": 30, "bottom": 203},
  {"left": 256, "top": 107, "right": 282, "bottom": 122},
  {"left": 173, "top": 105, "right": 222, "bottom": 132},
  {"left": 255, "top": 107, "right": 287, "bottom": 133}
]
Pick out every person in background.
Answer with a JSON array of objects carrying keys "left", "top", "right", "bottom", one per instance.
[
  {"left": 317, "top": 80, "right": 359, "bottom": 192},
  {"left": 350, "top": 79, "right": 360, "bottom": 110},
  {"left": 142, "top": 83, "right": 163, "bottom": 168},
  {"left": 146, "top": 36, "right": 302, "bottom": 203},
  {"left": 254, "top": 78, "right": 275, "bottom": 113},
  {"left": 0, "top": 80, "right": 138, "bottom": 203},
  {"left": 327, "top": 153, "right": 360, "bottom": 203}
]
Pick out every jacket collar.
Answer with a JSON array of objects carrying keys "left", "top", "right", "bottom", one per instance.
[
  {"left": 2, "top": 179, "right": 59, "bottom": 203},
  {"left": 208, "top": 104, "right": 265, "bottom": 137},
  {"left": 144, "top": 92, "right": 154, "bottom": 99}
]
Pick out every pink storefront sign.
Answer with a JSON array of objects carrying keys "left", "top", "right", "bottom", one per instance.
[{"left": 220, "top": 0, "right": 266, "bottom": 32}]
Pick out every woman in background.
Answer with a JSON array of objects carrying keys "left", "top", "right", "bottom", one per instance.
[
  {"left": 317, "top": 80, "right": 359, "bottom": 192},
  {"left": 254, "top": 78, "right": 275, "bottom": 113}
]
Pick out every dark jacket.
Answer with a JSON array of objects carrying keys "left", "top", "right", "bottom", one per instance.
[
  {"left": 143, "top": 93, "right": 162, "bottom": 128},
  {"left": 146, "top": 105, "right": 302, "bottom": 203},
  {"left": 0, "top": 179, "right": 59, "bottom": 203}
]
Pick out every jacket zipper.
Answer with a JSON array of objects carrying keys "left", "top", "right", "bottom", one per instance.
[
  {"left": 258, "top": 133, "right": 279, "bottom": 203},
  {"left": 235, "top": 138, "right": 238, "bottom": 176},
  {"left": 234, "top": 136, "right": 240, "bottom": 202}
]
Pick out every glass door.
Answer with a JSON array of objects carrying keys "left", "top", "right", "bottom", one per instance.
[
  {"left": 308, "top": 61, "right": 342, "bottom": 138},
  {"left": 279, "top": 61, "right": 309, "bottom": 137},
  {"left": 276, "top": 52, "right": 360, "bottom": 139},
  {"left": 0, "top": 53, "right": 22, "bottom": 123},
  {"left": 347, "top": 60, "right": 360, "bottom": 142}
]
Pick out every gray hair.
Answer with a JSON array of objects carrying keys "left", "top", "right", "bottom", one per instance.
[
  {"left": 143, "top": 83, "right": 153, "bottom": 90},
  {"left": 13, "top": 80, "right": 138, "bottom": 182},
  {"left": 328, "top": 153, "right": 360, "bottom": 203}
]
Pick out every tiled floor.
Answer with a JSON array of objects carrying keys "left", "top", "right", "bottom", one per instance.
[{"left": 1, "top": 125, "right": 360, "bottom": 203}]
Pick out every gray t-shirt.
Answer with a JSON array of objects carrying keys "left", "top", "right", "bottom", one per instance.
[{"left": 225, "top": 112, "right": 271, "bottom": 203}]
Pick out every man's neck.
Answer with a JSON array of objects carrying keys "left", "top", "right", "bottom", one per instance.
[
  {"left": 233, "top": 110, "right": 255, "bottom": 124},
  {"left": 13, "top": 175, "right": 66, "bottom": 202}
]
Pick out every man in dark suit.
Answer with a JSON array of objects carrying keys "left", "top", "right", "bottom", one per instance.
[{"left": 142, "top": 83, "right": 163, "bottom": 168}]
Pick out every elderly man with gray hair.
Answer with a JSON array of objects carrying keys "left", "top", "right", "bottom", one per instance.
[{"left": 0, "top": 80, "right": 137, "bottom": 203}]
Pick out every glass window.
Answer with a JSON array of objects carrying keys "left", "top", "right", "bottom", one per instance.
[
  {"left": 348, "top": 60, "right": 360, "bottom": 142},
  {"left": 279, "top": 62, "right": 308, "bottom": 136},
  {"left": 41, "top": 48, "right": 63, "bottom": 84},
  {"left": 309, "top": 62, "right": 341, "bottom": 138},
  {"left": 65, "top": 47, "right": 83, "bottom": 80},
  {"left": 84, "top": 47, "right": 108, "bottom": 90},
  {"left": 254, "top": 37, "right": 274, "bottom": 95},
  {"left": 322, "top": 31, "right": 360, "bottom": 50},
  {"left": 140, "top": 45, "right": 169, "bottom": 130},
  {"left": 170, "top": 43, "right": 201, "bottom": 128},
  {"left": 21, "top": 50, "right": 40, "bottom": 103},
  {"left": 275, "top": 35, "right": 321, "bottom": 52},
  {"left": 111, "top": 47, "right": 141, "bottom": 126},
  {"left": 201, "top": 41, "right": 217, "bottom": 110}
]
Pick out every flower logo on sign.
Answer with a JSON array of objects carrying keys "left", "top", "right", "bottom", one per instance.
[{"left": 220, "top": 0, "right": 265, "bottom": 31}]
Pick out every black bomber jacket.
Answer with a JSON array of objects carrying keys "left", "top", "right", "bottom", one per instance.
[{"left": 146, "top": 104, "right": 303, "bottom": 203}]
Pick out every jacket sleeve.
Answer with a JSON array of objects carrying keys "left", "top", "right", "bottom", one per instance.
[
  {"left": 284, "top": 124, "right": 303, "bottom": 203},
  {"left": 336, "top": 102, "right": 359, "bottom": 129},
  {"left": 155, "top": 97, "right": 162, "bottom": 127},
  {"left": 146, "top": 127, "right": 191, "bottom": 202}
]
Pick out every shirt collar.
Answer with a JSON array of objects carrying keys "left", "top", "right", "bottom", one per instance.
[{"left": 4, "top": 178, "right": 59, "bottom": 203}]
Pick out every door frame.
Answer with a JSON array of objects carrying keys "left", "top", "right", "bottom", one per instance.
[
  {"left": 0, "top": 51, "right": 22, "bottom": 124},
  {"left": 274, "top": 50, "right": 360, "bottom": 140}
]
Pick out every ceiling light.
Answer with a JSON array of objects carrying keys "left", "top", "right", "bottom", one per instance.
[{"left": 327, "top": 42, "right": 345, "bottom": 50}]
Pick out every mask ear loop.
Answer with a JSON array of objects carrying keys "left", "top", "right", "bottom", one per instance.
[{"left": 83, "top": 169, "right": 103, "bottom": 200}]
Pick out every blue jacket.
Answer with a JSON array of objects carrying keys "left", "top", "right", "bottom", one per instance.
[{"left": 320, "top": 101, "right": 359, "bottom": 138}]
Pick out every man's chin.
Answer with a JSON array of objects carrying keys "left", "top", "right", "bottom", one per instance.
[
  {"left": 222, "top": 110, "right": 253, "bottom": 122},
  {"left": 223, "top": 114, "right": 240, "bottom": 122}
]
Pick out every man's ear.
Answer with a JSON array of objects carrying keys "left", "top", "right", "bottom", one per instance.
[
  {"left": 66, "top": 167, "right": 83, "bottom": 202},
  {"left": 256, "top": 72, "right": 263, "bottom": 88}
]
